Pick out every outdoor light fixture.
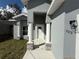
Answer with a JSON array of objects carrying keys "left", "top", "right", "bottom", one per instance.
[{"left": 69, "top": 20, "right": 78, "bottom": 32}]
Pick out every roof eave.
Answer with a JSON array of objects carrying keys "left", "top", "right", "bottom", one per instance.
[
  {"left": 12, "top": 13, "right": 27, "bottom": 19},
  {"left": 47, "top": 0, "right": 64, "bottom": 15}
]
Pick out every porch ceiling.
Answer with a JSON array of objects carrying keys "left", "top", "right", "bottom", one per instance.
[{"left": 47, "top": 0, "right": 64, "bottom": 15}]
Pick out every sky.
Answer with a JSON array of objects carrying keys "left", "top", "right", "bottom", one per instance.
[{"left": 0, "top": 0, "right": 25, "bottom": 10}]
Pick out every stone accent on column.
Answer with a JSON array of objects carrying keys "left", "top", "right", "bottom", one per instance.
[
  {"left": 27, "top": 23, "right": 34, "bottom": 50},
  {"left": 45, "top": 23, "right": 51, "bottom": 50},
  {"left": 13, "top": 21, "right": 21, "bottom": 40}
]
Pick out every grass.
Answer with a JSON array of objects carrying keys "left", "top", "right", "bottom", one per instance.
[{"left": 0, "top": 39, "right": 27, "bottom": 59}]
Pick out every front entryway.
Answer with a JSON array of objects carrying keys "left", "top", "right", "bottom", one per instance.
[
  {"left": 34, "top": 24, "right": 45, "bottom": 45},
  {"left": 33, "top": 13, "right": 46, "bottom": 45},
  {"left": 37, "top": 25, "right": 44, "bottom": 40}
]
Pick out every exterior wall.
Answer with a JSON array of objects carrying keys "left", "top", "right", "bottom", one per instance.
[
  {"left": 49, "top": 0, "right": 79, "bottom": 59},
  {"left": 64, "top": 0, "right": 79, "bottom": 59},
  {"left": 51, "top": 13, "right": 65, "bottom": 59},
  {"left": 64, "top": 9, "right": 79, "bottom": 59}
]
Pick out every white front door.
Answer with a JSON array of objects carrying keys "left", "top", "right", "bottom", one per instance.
[{"left": 34, "top": 24, "right": 45, "bottom": 45}]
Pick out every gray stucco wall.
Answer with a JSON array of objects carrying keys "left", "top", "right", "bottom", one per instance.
[
  {"left": 49, "top": 0, "right": 79, "bottom": 59},
  {"left": 64, "top": 0, "right": 79, "bottom": 58},
  {"left": 64, "top": 10, "right": 79, "bottom": 59}
]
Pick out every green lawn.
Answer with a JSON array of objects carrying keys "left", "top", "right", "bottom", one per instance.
[{"left": 0, "top": 39, "right": 27, "bottom": 59}]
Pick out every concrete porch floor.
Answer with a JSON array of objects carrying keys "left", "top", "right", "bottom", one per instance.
[{"left": 23, "top": 44, "right": 53, "bottom": 59}]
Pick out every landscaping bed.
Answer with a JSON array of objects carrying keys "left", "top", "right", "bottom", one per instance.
[{"left": 0, "top": 39, "right": 27, "bottom": 59}]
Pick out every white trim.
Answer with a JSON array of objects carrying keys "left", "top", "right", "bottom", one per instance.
[
  {"left": 8, "top": 19, "right": 16, "bottom": 21},
  {"left": 47, "top": 0, "right": 64, "bottom": 15},
  {"left": 12, "top": 13, "right": 28, "bottom": 19}
]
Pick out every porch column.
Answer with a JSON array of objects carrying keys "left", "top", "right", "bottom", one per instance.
[
  {"left": 27, "top": 23, "right": 34, "bottom": 50},
  {"left": 13, "top": 21, "right": 21, "bottom": 40},
  {"left": 17, "top": 22, "right": 20, "bottom": 38},
  {"left": 45, "top": 23, "right": 51, "bottom": 50}
]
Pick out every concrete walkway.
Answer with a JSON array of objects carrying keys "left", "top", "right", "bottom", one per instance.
[{"left": 23, "top": 44, "right": 53, "bottom": 59}]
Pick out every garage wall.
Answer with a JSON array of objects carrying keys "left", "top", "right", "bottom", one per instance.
[
  {"left": 51, "top": 13, "right": 65, "bottom": 59},
  {"left": 49, "top": 0, "right": 79, "bottom": 59}
]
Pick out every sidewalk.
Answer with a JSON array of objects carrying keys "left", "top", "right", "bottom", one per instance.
[{"left": 23, "top": 44, "right": 53, "bottom": 59}]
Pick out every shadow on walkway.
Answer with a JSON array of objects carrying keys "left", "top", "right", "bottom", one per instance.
[{"left": 34, "top": 43, "right": 45, "bottom": 49}]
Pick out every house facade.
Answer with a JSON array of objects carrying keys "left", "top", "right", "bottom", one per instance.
[
  {"left": 0, "top": 0, "right": 79, "bottom": 59},
  {"left": 22, "top": 0, "right": 52, "bottom": 50},
  {"left": 22, "top": 0, "right": 79, "bottom": 59}
]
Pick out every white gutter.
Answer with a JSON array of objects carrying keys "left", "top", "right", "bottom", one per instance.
[{"left": 47, "top": 0, "right": 64, "bottom": 15}]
